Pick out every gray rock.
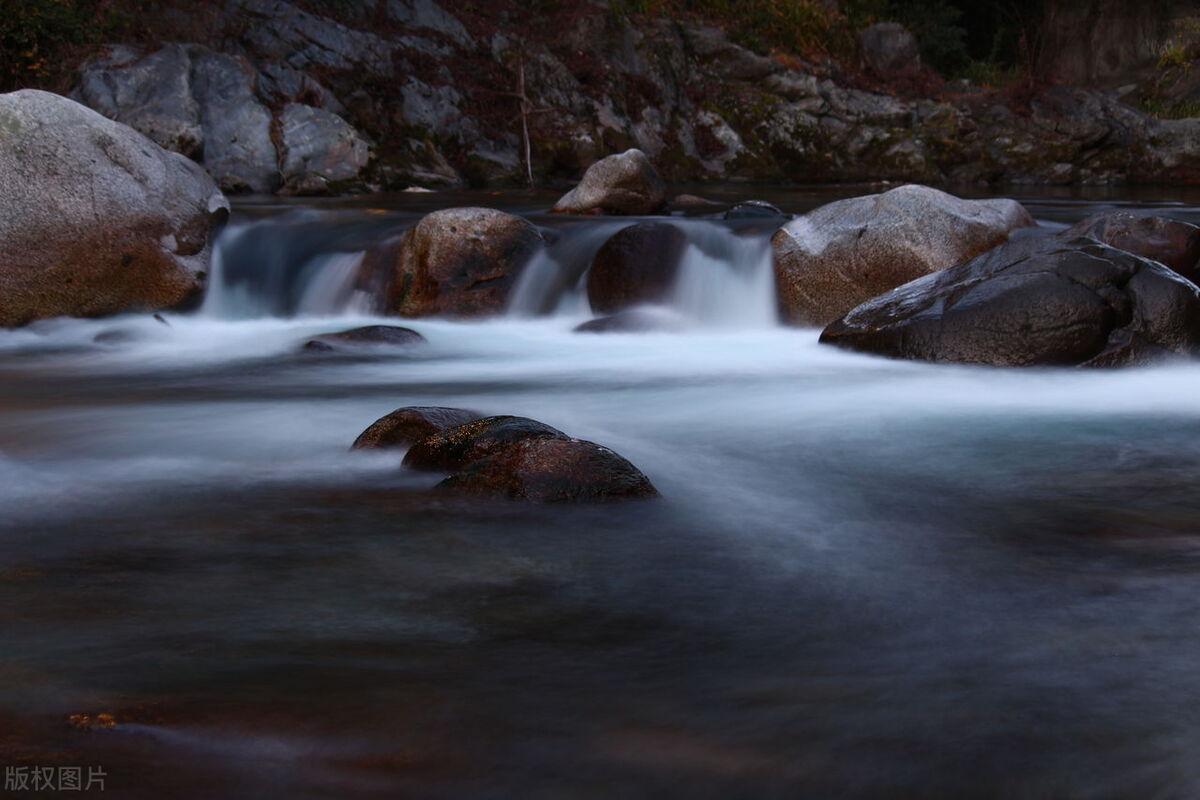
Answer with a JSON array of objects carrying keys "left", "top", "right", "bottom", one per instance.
[
  {"left": 387, "top": 0, "right": 473, "bottom": 48},
  {"left": 191, "top": 50, "right": 279, "bottom": 194},
  {"left": 77, "top": 44, "right": 278, "bottom": 194},
  {"left": 235, "top": 0, "right": 395, "bottom": 75},
  {"left": 76, "top": 44, "right": 202, "bottom": 158},
  {"left": 772, "top": 185, "right": 1035, "bottom": 326},
  {"left": 257, "top": 63, "right": 345, "bottom": 115},
  {"left": 821, "top": 236, "right": 1200, "bottom": 368},
  {"left": 0, "top": 90, "right": 229, "bottom": 327},
  {"left": 859, "top": 22, "right": 921, "bottom": 76},
  {"left": 279, "top": 104, "right": 371, "bottom": 194},
  {"left": 552, "top": 149, "right": 667, "bottom": 215}
]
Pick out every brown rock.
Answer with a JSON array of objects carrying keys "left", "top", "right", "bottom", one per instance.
[
  {"left": 437, "top": 436, "right": 659, "bottom": 503},
  {"left": 587, "top": 221, "right": 687, "bottom": 314},
  {"left": 772, "top": 184, "right": 1035, "bottom": 326},
  {"left": 0, "top": 90, "right": 228, "bottom": 327},
  {"left": 352, "top": 406, "right": 481, "bottom": 450},
  {"left": 403, "top": 415, "right": 568, "bottom": 472},
  {"left": 376, "top": 207, "right": 543, "bottom": 317}
]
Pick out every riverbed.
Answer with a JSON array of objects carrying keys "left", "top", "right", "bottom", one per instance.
[{"left": 3, "top": 187, "right": 1200, "bottom": 798}]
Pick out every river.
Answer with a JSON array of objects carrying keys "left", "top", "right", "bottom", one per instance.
[{"left": 3, "top": 186, "right": 1200, "bottom": 798}]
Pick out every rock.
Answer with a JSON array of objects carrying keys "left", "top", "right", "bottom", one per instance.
[
  {"left": 574, "top": 308, "right": 689, "bottom": 333},
  {"left": 671, "top": 194, "right": 720, "bottom": 210},
  {"left": 587, "top": 222, "right": 688, "bottom": 314},
  {"left": 404, "top": 415, "right": 568, "bottom": 472},
  {"left": 552, "top": 149, "right": 667, "bottom": 216},
  {"left": 438, "top": 436, "right": 659, "bottom": 502},
  {"left": 0, "top": 90, "right": 229, "bottom": 327},
  {"left": 820, "top": 236, "right": 1200, "bottom": 367},
  {"left": 380, "top": 207, "right": 544, "bottom": 317},
  {"left": 77, "top": 45, "right": 279, "bottom": 194},
  {"left": 859, "top": 22, "right": 921, "bottom": 76},
  {"left": 387, "top": 0, "right": 473, "bottom": 48},
  {"left": 352, "top": 406, "right": 481, "bottom": 450},
  {"left": 772, "top": 185, "right": 1035, "bottom": 326},
  {"left": 1066, "top": 211, "right": 1200, "bottom": 282},
  {"left": 724, "top": 200, "right": 787, "bottom": 220},
  {"left": 279, "top": 103, "right": 371, "bottom": 194},
  {"left": 302, "top": 324, "right": 426, "bottom": 352}
]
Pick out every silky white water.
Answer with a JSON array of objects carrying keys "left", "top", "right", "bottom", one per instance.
[{"left": 7, "top": 191, "right": 1200, "bottom": 799}]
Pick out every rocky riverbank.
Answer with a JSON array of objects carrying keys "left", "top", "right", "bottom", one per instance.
[{"left": 54, "top": 0, "right": 1200, "bottom": 194}]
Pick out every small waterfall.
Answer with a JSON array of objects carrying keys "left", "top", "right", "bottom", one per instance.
[
  {"left": 508, "top": 221, "right": 633, "bottom": 316},
  {"left": 201, "top": 210, "right": 392, "bottom": 319},
  {"left": 509, "top": 217, "right": 779, "bottom": 327},
  {"left": 670, "top": 222, "right": 777, "bottom": 327}
]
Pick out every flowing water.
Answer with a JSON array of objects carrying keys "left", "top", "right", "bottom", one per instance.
[{"left": 4, "top": 187, "right": 1200, "bottom": 798}]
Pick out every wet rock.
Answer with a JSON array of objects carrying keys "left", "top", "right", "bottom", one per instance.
[
  {"left": 587, "top": 222, "right": 688, "bottom": 314},
  {"left": 0, "top": 90, "right": 228, "bottom": 327},
  {"left": 820, "top": 236, "right": 1200, "bottom": 367},
  {"left": 859, "top": 22, "right": 921, "bottom": 76},
  {"left": 279, "top": 103, "right": 371, "bottom": 195},
  {"left": 574, "top": 307, "right": 689, "bottom": 333},
  {"left": 772, "top": 185, "right": 1035, "bottom": 326},
  {"left": 404, "top": 415, "right": 568, "bottom": 472},
  {"left": 671, "top": 194, "right": 720, "bottom": 210},
  {"left": 352, "top": 406, "right": 481, "bottom": 450},
  {"left": 724, "top": 200, "right": 787, "bottom": 220},
  {"left": 380, "top": 207, "right": 544, "bottom": 317},
  {"left": 303, "top": 324, "right": 425, "bottom": 352},
  {"left": 438, "top": 436, "right": 659, "bottom": 503},
  {"left": 552, "top": 149, "right": 667, "bottom": 216},
  {"left": 1066, "top": 211, "right": 1200, "bottom": 282}
]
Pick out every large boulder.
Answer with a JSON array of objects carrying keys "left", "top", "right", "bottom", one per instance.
[
  {"left": 77, "top": 44, "right": 279, "bottom": 194},
  {"left": 820, "top": 236, "right": 1200, "bottom": 367},
  {"left": 551, "top": 149, "right": 667, "bottom": 215},
  {"left": 859, "top": 22, "right": 921, "bottom": 76},
  {"left": 279, "top": 103, "right": 371, "bottom": 195},
  {"left": 772, "top": 185, "right": 1035, "bottom": 326},
  {"left": 587, "top": 221, "right": 688, "bottom": 314},
  {"left": 0, "top": 90, "right": 229, "bottom": 327},
  {"left": 1066, "top": 211, "right": 1200, "bottom": 282},
  {"left": 404, "top": 416, "right": 568, "bottom": 471},
  {"left": 378, "top": 208, "right": 544, "bottom": 317},
  {"left": 352, "top": 406, "right": 481, "bottom": 450},
  {"left": 438, "top": 436, "right": 659, "bottom": 502}
]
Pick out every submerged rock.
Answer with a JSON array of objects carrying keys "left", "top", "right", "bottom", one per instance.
[
  {"left": 574, "top": 307, "right": 689, "bottom": 333},
  {"left": 438, "top": 436, "right": 659, "bottom": 502},
  {"left": 378, "top": 207, "right": 543, "bottom": 317},
  {"left": 552, "top": 149, "right": 667, "bottom": 215},
  {"left": 1066, "top": 211, "right": 1200, "bottom": 282},
  {"left": 820, "top": 236, "right": 1200, "bottom": 367},
  {"left": 404, "top": 415, "right": 568, "bottom": 472},
  {"left": 772, "top": 185, "right": 1034, "bottom": 327},
  {"left": 302, "top": 324, "right": 426, "bottom": 352},
  {"left": 0, "top": 90, "right": 228, "bottom": 327},
  {"left": 587, "top": 221, "right": 687, "bottom": 314},
  {"left": 724, "top": 200, "right": 786, "bottom": 220},
  {"left": 352, "top": 406, "right": 481, "bottom": 450}
]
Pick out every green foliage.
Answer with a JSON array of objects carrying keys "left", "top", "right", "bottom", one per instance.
[{"left": 1157, "top": 41, "right": 1191, "bottom": 71}]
